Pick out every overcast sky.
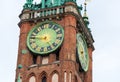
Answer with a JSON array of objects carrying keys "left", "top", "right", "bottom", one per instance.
[{"left": 0, "top": 0, "right": 120, "bottom": 82}]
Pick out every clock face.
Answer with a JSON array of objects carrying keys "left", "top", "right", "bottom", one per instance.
[
  {"left": 77, "top": 33, "right": 89, "bottom": 72},
  {"left": 27, "top": 21, "right": 64, "bottom": 55}
]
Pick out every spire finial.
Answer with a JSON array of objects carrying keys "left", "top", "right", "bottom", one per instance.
[
  {"left": 83, "top": 0, "right": 91, "bottom": 28},
  {"left": 83, "top": 0, "right": 87, "bottom": 17}
]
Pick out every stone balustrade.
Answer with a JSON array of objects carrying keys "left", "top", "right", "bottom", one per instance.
[{"left": 20, "top": 5, "right": 79, "bottom": 20}]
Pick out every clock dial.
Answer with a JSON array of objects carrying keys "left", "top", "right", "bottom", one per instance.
[
  {"left": 27, "top": 21, "right": 64, "bottom": 55},
  {"left": 77, "top": 33, "right": 89, "bottom": 72}
]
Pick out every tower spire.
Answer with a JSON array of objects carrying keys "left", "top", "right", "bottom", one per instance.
[
  {"left": 83, "top": 1, "right": 87, "bottom": 17},
  {"left": 83, "top": 0, "right": 90, "bottom": 27}
]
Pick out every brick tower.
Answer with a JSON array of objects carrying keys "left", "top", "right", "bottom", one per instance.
[{"left": 15, "top": 0, "right": 94, "bottom": 82}]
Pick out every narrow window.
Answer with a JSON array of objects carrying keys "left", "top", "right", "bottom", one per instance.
[
  {"left": 42, "top": 76, "right": 47, "bottom": 82},
  {"left": 56, "top": 50, "right": 59, "bottom": 61},
  {"left": 69, "top": 72, "right": 72, "bottom": 82},
  {"left": 29, "top": 76, "right": 36, "bottom": 82},
  {"left": 52, "top": 73, "right": 58, "bottom": 82},
  {"left": 64, "top": 72, "right": 67, "bottom": 82},
  {"left": 33, "top": 55, "right": 37, "bottom": 64}
]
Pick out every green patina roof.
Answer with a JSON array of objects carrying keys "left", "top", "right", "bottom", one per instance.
[{"left": 23, "top": 0, "right": 77, "bottom": 10}]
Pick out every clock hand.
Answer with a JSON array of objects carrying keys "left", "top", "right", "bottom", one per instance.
[
  {"left": 31, "top": 35, "right": 45, "bottom": 40},
  {"left": 38, "top": 36, "right": 47, "bottom": 40}
]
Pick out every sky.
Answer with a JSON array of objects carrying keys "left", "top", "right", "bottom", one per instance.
[{"left": 0, "top": 0, "right": 120, "bottom": 82}]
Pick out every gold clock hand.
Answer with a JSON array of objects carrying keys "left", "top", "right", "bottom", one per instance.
[
  {"left": 30, "top": 36, "right": 44, "bottom": 40},
  {"left": 38, "top": 36, "right": 44, "bottom": 40}
]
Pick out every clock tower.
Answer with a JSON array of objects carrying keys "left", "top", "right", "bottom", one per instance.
[{"left": 15, "top": 0, "right": 94, "bottom": 82}]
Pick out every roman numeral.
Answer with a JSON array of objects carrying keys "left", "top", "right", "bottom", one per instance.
[
  {"left": 55, "top": 39, "right": 61, "bottom": 44},
  {"left": 47, "top": 46, "right": 52, "bottom": 51},
  {"left": 57, "top": 34, "right": 63, "bottom": 37},
  {"left": 55, "top": 28, "right": 60, "bottom": 32},
  {"left": 30, "top": 39, "right": 35, "bottom": 43},
  {"left": 31, "top": 43, "right": 37, "bottom": 49},
  {"left": 35, "top": 46, "right": 41, "bottom": 52},
  {"left": 44, "top": 24, "right": 49, "bottom": 28},
  {"left": 32, "top": 32, "right": 37, "bottom": 36},
  {"left": 37, "top": 27, "right": 41, "bottom": 31},
  {"left": 50, "top": 25, "right": 55, "bottom": 29},
  {"left": 43, "top": 47, "right": 47, "bottom": 52},
  {"left": 56, "top": 30, "right": 62, "bottom": 34}
]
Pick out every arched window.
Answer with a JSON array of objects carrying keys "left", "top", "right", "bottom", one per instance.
[
  {"left": 29, "top": 76, "right": 36, "bottom": 82},
  {"left": 40, "top": 71, "right": 47, "bottom": 82},
  {"left": 69, "top": 72, "right": 72, "bottom": 82},
  {"left": 52, "top": 73, "right": 58, "bottom": 82},
  {"left": 64, "top": 72, "right": 67, "bottom": 82},
  {"left": 42, "top": 76, "right": 47, "bottom": 82}
]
